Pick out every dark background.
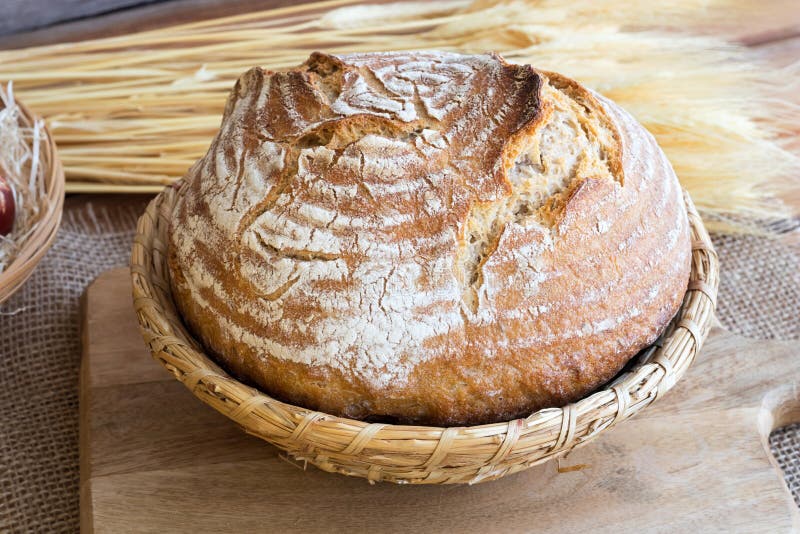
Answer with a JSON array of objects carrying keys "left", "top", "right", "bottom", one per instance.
[{"left": 0, "top": 0, "right": 311, "bottom": 48}]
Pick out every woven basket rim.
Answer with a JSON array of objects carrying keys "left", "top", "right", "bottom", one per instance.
[
  {"left": 131, "top": 185, "right": 718, "bottom": 484},
  {"left": 0, "top": 98, "right": 65, "bottom": 303}
]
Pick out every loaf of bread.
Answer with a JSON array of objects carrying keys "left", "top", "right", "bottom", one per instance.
[{"left": 167, "top": 51, "right": 691, "bottom": 426}]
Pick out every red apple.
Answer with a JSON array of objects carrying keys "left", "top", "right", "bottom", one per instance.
[{"left": 0, "top": 174, "right": 15, "bottom": 236}]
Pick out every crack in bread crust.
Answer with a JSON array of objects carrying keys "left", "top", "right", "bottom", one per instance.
[
  {"left": 168, "top": 51, "right": 690, "bottom": 426},
  {"left": 456, "top": 77, "right": 622, "bottom": 313}
]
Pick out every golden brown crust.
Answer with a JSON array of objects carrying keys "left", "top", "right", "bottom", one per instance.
[{"left": 168, "top": 51, "right": 691, "bottom": 426}]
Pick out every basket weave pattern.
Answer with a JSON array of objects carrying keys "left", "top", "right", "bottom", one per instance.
[
  {"left": 0, "top": 101, "right": 64, "bottom": 304},
  {"left": 131, "top": 186, "right": 718, "bottom": 484}
]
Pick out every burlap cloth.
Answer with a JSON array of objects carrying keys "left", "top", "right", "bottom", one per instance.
[{"left": 0, "top": 196, "right": 798, "bottom": 531}]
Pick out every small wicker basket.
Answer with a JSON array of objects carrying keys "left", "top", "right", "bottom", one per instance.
[
  {"left": 131, "top": 186, "right": 718, "bottom": 485},
  {"left": 0, "top": 99, "right": 64, "bottom": 304}
]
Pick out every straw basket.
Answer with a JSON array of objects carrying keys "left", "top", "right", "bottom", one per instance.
[
  {"left": 131, "top": 185, "right": 718, "bottom": 485},
  {"left": 0, "top": 100, "right": 64, "bottom": 304}
]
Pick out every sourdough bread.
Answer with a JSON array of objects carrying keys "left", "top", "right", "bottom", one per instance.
[{"left": 168, "top": 51, "right": 691, "bottom": 425}]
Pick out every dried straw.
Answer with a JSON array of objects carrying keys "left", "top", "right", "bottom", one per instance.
[{"left": 0, "top": 0, "right": 797, "bottom": 231}]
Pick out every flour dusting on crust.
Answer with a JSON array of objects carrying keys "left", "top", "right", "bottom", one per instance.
[{"left": 168, "top": 51, "right": 691, "bottom": 424}]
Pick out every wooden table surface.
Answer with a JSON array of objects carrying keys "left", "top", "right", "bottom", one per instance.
[{"left": 81, "top": 268, "right": 800, "bottom": 533}]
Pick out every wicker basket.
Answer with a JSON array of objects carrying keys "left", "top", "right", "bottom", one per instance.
[
  {"left": 131, "top": 186, "right": 718, "bottom": 485},
  {"left": 0, "top": 100, "right": 64, "bottom": 304}
]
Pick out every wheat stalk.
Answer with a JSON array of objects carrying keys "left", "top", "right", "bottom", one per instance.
[{"left": 0, "top": 0, "right": 796, "bottom": 230}]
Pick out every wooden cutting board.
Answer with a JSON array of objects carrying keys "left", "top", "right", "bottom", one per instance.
[{"left": 80, "top": 268, "right": 800, "bottom": 533}]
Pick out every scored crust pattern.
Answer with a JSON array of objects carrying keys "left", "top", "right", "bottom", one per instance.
[{"left": 168, "top": 51, "right": 691, "bottom": 425}]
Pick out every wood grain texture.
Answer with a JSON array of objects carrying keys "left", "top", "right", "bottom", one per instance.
[
  {"left": 0, "top": 0, "right": 161, "bottom": 36},
  {"left": 0, "top": 0, "right": 323, "bottom": 49},
  {"left": 81, "top": 268, "right": 800, "bottom": 533}
]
